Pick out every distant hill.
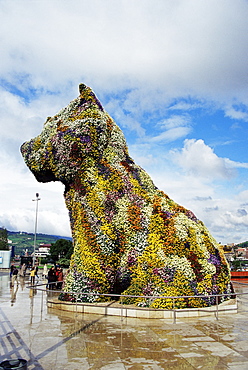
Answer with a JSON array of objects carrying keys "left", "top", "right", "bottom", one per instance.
[
  {"left": 236, "top": 241, "right": 248, "bottom": 248},
  {"left": 7, "top": 230, "right": 72, "bottom": 256}
]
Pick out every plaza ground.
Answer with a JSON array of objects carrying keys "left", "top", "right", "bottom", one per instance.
[{"left": 1, "top": 271, "right": 248, "bottom": 369}]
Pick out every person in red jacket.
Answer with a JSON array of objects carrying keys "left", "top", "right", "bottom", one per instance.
[{"left": 56, "top": 268, "right": 63, "bottom": 290}]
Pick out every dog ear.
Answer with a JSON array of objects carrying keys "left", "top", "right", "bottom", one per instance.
[
  {"left": 77, "top": 83, "right": 104, "bottom": 112},
  {"left": 79, "top": 83, "right": 87, "bottom": 93},
  {"left": 66, "top": 84, "right": 112, "bottom": 156}
]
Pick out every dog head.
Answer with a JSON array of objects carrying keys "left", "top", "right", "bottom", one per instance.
[{"left": 21, "top": 84, "right": 122, "bottom": 185}]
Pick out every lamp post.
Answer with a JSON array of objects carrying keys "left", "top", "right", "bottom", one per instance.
[{"left": 32, "top": 193, "right": 40, "bottom": 267}]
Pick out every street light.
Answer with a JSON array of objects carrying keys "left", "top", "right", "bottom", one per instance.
[{"left": 32, "top": 193, "right": 40, "bottom": 267}]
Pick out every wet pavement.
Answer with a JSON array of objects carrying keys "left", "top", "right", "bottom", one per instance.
[{"left": 1, "top": 271, "right": 248, "bottom": 369}]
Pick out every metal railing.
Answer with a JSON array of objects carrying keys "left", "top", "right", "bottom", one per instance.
[{"left": 26, "top": 280, "right": 245, "bottom": 324}]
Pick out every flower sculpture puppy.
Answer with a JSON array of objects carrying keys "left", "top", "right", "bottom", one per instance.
[{"left": 21, "top": 84, "right": 232, "bottom": 308}]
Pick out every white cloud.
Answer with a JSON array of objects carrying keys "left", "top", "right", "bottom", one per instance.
[
  {"left": 158, "top": 115, "right": 191, "bottom": 129},
  {"left": 169, "top": 101, "right": 203, "bottom": 111},
  {"left": 225, "top": 106, "right": 248, "bottom": 121},
  {"left": 149, "top": 126, "right": 191, "bottom": 143},
  {"left": 145, "top": 114, "right": 192, "bottom": 143},
  {"left": 171, "top": 139, "right": 239, "bottom": 180},
  {"left": 224, "top": 158, "right": 248, "bottom": 169}
]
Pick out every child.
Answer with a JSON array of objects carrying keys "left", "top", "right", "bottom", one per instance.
[{"left": 30, "top": 267, "right": 36, "bottom": 285}]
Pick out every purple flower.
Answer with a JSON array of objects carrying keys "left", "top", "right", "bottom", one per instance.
[{"left": 208, "top": 253, "right": 221, "bottom": 266}]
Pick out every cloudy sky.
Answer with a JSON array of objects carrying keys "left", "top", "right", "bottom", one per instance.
[{"left": 1, "top": 0, "right": 248, "bottom": 244}]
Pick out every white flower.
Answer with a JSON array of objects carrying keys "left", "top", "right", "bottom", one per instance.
[{"left": 161, "top": 255, "right": 196, "bottom": 280}]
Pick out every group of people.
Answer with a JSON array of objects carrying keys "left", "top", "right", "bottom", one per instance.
[
  {"left": 46, "top": 265, "right": 64, "bottom": 290},
  {"left": 9, "top": 263, "right": 64, "bottom": 290}
]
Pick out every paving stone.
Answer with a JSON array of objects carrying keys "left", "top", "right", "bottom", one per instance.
[{"left": 1, "top": 273, "right": 248, "bottom": 369}]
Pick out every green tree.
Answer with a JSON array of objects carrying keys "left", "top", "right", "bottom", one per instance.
[
  {"left": 0, "top": 227, "right": 9, "bottom": 250},
  {"left": 237, "top": 241, "right": 248, "bottom": 248},
  {"left": 49, "top": 239, "right": 73, "bottom": 264}
]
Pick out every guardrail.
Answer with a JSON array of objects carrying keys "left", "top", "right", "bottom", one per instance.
[{"left": 26, "top": 281, "right": 243, "bottom": 323}]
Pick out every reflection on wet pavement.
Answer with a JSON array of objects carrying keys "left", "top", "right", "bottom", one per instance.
[{"left": 1, "top": 272, "right": 248, "bottom": 369}]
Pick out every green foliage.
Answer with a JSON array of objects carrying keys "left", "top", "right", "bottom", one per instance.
[
  {"left": 231, "top": 259, "right": 247, "bottom": 271},
  {"left": 58, "top": 257, "right": 71, "bottom": 267},
  {"left": 40, "top": 257, "right": 49, "bottom": 265},
  {"left": 7, "top": 230, "right": 72, "bottom": 256},
  {"left": 50, "top": 239, "right": 73, "bottom": 263},
  {"left": 0, "top": 227, "right": 8, "bottom": 250},
  {"left": 237, "top": 241, "right": 248, "bottom": 248}
]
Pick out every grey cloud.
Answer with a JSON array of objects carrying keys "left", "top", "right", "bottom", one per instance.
[
  {"left": 237, "top": 209, "right": 248, "bottom": 217},
  {"left": 204, "top": 206, "right": 219, "bottom": 212},
  {"left": 0, "top": 1, "right": 248, "bottom": 104},
  {"left": 193, "top": 196, "right": 212, "bottom": 201}
]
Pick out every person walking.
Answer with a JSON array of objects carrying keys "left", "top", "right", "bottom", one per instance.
[
  {"left": 10, "top": 264, "right": 15, "bottom": 278},
  {"left": 11, "top": 267, "right": 19, "bottom": 286},
  {"left": 43, "top": 264, "right": 48, "bottom": 279},
  {"left": 30, "top": 267, "right": 36, "bottom": 285},
  {"left": 35, "top": 265, "right": 39, "bottom": 283},
  {"left": 19, "top": 263, "right": 26, "bottom": 277}
]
